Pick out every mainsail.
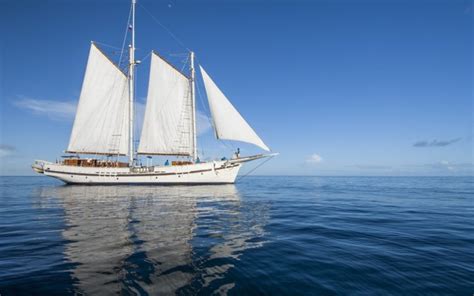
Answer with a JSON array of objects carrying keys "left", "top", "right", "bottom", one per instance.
[
  {"left": 138, "top": 52, "right": 193, "bottom": 156},
  {"left": 67, "top": 43, "right": 130, "bottom": 155},
  {"left": 200, "top": 66, "right": 270, "bottom": 151}
]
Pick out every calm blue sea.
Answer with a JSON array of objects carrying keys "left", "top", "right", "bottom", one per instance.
[{"left": 0, "top": 176, "right": 472, "bottom": 295}]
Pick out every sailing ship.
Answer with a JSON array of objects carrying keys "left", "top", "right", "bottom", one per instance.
[{"left": 32, "top": 0, "right": 276, "bottom": 184}]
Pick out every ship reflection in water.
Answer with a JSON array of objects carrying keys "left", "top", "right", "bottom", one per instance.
[{"left": 39, "top": 185, "right": 269, "bottom": 295}]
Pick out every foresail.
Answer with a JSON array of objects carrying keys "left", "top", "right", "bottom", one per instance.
[
  {"left": 67, "top": 43, "right": 129, "bottom": 155},
  {"left": 137, "top": 52, "right": 193, "bottom": 156},
  {"left": 200, "top": 66, "right": 270, "bottom": 151}
]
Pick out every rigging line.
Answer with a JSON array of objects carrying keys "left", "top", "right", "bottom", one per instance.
[
  {"left": 194, "top": 67, "right": 223, "bottom": 149},
  {"left": 178, "top": 54, "right": 191, "bottom": 157},
  {"left": 140, "top": 51, "right": 152, "bottom": 64},
  {"left": 72, "top": 64, "right": 125, "bottom": 157},
  {"left": 119, "top": 3, "right": 133, "bottom": 70},
  {"left": 99, "top": 53, "right": 128, "bottom": 153},
  {"left": 138, "top": 2, "right": 190, "bottom": 52},
  {"left": 180, "top": 54, "right": 190, "bottom": 74},
  {"left": 221, "top": 138, "right": 236, "bottom": 153},
  {"left": 195, "top": 64, "right": 235, "bottom": 152},
  {"left": 194, "top": 62, "right": 214, "bottom": 130},
  {"left": 193, "top": 61, "right": 234, "bottom": 154},
  {"left": 193, "top": 71, "right": 209, "bottom": 157},
  {"left": 236, "top": 156, "right": 275, "bottom": 182},
  {"left": 194, "top": 57, "right": 214, "bottom": 125},
  {"left": 96, "top": 49, "right": 130, "bottom": 157},
  {"left": 134, "top": 63, "right": 140, "bottom": 155},
  {"left": 93, "top": 41, "right": 122, "bottom": 50},
  {"left": 194, "top": 91, "right": 219, "bottom": 148},
  {"left": 169, "top": 53, "right": 189, "bottom": 57}
]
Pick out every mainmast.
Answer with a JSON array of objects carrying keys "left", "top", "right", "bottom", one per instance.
[
  {"left": 128, "top": 0, "right": 136, "bottom": 166},
  {"left": 190, "top": 51, "right": 197, "bottom": 161}
]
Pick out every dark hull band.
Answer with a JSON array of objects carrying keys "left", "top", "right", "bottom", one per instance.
[
  {"left": 45, "top": 164, "right": 239, "bottom": 178},
  {"left": 63, "top": 182, "right": 235, "bottom": 186}
]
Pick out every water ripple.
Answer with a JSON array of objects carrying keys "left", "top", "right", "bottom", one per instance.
[{"left": 0, "top": 176, "right": 472, "bottom": 295}]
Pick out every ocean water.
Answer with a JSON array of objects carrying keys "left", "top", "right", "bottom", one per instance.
[{"left": 0, "top": 176, "right": 472, "bottom": 295}]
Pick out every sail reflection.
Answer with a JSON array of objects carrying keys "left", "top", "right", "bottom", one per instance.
[{"left": 39, "top": 185, "right": 268, "bottom": 295}]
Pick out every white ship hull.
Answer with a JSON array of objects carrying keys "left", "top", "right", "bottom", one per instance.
[{"left": 32, "top": 155, "right": 273, "bottom": 185}]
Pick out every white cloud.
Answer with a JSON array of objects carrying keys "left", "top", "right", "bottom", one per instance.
[
  {"left": 13, "top": 96, "right": 76, "bottom": 120},
  {"left": 413, "top": 138, "right": 461, "bottom": 147},
  {"left": 438, "top": 161, "right": 456, "bottom": 171},
  {"left": 13, "top": 95, "right": 213, "bottom": 136},
  {"left": 0, "top": 145, "right": 16, "bottom": 158},
  {"left": 196, "top": 111, "right": 212, "bottom": 135},
  {"left": 306, "top": 153, "right": 323, "bottom": 164}
]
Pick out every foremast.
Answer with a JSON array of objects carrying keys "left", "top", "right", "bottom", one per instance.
[
  {"left": 128, "top": 0, "right": 137, "bottom": 166},
  {"left": 190, "top": 51, "right": 197, "bottom": 161}
]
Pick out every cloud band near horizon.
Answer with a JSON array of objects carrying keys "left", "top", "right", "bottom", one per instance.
[{"left": 413, "top": 138, "right": 461, "bottom": 147}]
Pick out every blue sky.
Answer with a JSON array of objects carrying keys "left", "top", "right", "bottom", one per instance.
[{"left": 0, "top": 0, "right": 472, "bottom": 176}]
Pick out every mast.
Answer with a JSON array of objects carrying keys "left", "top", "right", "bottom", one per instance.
[
  {"left": 128, "top": 0, "right": 136, "bottom": 165},
  {"left": 190, "top": 51, "right": 197, "bottom": 161}
]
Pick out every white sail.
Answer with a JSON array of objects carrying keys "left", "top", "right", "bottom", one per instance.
[
  {"left": 200, "top": 66, "right": 270, "bottom": 151},
  {"left": 138, "top": 52, "right": 193, "bottom": 156},
  {"left": 67, "top": 43, "right": 129, "bottom": 155}
]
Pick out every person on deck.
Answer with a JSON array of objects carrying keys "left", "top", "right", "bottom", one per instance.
[{"left": 234, "top": 148, "right": 240, "bottom": 159}]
